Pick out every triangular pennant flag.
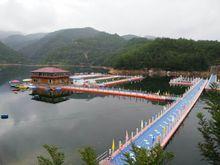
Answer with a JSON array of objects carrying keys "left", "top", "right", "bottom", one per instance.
[
  {"left": 125, "top": 130, "right": 129, "bottom": 142},
  {"left": 112, "top": 139, "right": 115, "bottom": 152},
  {"left": 119, "top": 140, "right": 122, "bottom": 148},
  {"left": 141, "top": 120, "right": 144, "bottom": 129}
]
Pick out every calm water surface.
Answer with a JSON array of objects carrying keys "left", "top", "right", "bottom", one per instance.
[{"left": 0, "top": 66, "right": 208, "bottom": 165}]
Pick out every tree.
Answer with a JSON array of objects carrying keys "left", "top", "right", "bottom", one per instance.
[
  {"left": 37, "top": 144, "right": 65, "bottom": 165},
  {"left": 197, "top": 83, "right": 220, "bottom": 164},
  {"left": 123, "top": 143, "right": 174, "bottom": 165},
  {"left": 112, "top": 38, "right": 219, "bottom": 71},
  {"left": 79, "top": 147, "right": 98, "bottom": 165}
]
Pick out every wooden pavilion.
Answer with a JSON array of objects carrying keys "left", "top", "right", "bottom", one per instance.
[
  {"left": 30, "top": 67, "right": 71, "bottom": 103},
  {"left": 31, "top": 67, "right": 70, "bottom": 85}
]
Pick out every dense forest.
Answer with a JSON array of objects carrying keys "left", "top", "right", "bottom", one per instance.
[
  {"left": 2, "top": 33, "right": 47, "bottom": 50},
  {"left": 42, "top": 32, "right": 126, "bottom": 65},
  {"left": 0, "top": 41, "right": 24, "bottom": 63},
  {"left": 111, "top": 38, "right": 220, "bottom": 71},
  {"left": 0, "top": 28, "right": 220, "bottom": 71}
]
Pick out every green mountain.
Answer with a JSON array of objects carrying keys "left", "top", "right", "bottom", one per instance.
[
  {"left": 19, "top": 27, "right": 126, "bottom": 64},
  {"left": 112, "top": 38, "right": 220, "bottom": 71},
  {"left": 122, "top": 34, "right": 156, "bottom": 40},
  {"left": 0, "top": 31, "right": 21, "bottom": 40},
  {"left": 2, "top": 27, "right": 220, "bottom": 71},
  {"left": 43, "top": 33, "right": 126, "bottom": 65},
  {"left": 2, "top": 33, "right": 47, "bottom": 50},
  {"left": 19, "top": 28, "right": 101, "bottom": 61},
  {"left": 0, "top": 41, "right": 24, "bottom": 63},
  {"left": 122, "top": 34, "right": 140, "bottom": 40}
]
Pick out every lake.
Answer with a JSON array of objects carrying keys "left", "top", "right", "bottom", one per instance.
[{"left": 0, "top": 66, "right": 208, "bottom": 165}]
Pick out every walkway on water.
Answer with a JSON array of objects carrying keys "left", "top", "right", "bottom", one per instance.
[
  {"left": 169, "top": 76, "right": 199, "bottom": 86},
  {"left": 205, "top": 74, "right": 219, "bottom": 90},
  {"left": 61, "top": 86, "right": 177, "bottom": 102},
  {"left": 70, "top": 73, "right": 103, "bottom": 80},
  {"left": 170, "top": 74, "right": 219, "bottom": 91},
  {"left": 100, "top": 78, "right": 207, "bottom": 165},
  {"left": 100, "top": 76, "right": 143, "bottom": 87},
  {"left": 86, "top": 75, "right": 122, "bottom": 82}
]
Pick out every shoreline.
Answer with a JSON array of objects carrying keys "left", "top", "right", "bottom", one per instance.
[
  {"left": 0, "top": 63, "right": 111, "bottom": 70},
  {"left": 0, "top": 64, "right": 219, "bottom": 77},
  {"left": 109, "top": 68, "right": 220, "bottom": 78}
]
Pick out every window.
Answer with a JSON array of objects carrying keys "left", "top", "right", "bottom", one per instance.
[{"left": 48, "top": 79, "right": 52, "bottom": 84}]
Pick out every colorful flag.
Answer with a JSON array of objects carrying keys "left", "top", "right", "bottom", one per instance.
[
  {"left": 144, "top": 121, "right": 148, "bottom": 127},
  {"left": 152, "top": 135, "right": 155, "bottom": 142},
  {"left": 141, "top": 120, "right": 144, "bottom": 129},
  {"left": 119, "top": 140, "right": 122, "bottom": 148},
  {"left": 125, "top": 130, "right": 129, "bottom": 142},
  {"left": 163, "top": 127, "right": 166, "bottom": 134},
  {"left": 112, "top": 139, "right": 115, "bottom": 152},
  {"left": 157, "top": 135, "right": 161, "bottom": 143},
  {"left": 131, "top": 131, "right": 134, "bottom": 138},
  {"left": 136, "top": 128, "right": 139, "bottom": 134}
]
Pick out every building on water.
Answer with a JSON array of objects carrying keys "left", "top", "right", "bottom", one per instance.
[
  {"left": 31, "top": 67, "right": 70, "bottom": 85},
  {"left": 31, "top": 67, "right": 71, "bottom": 103}
]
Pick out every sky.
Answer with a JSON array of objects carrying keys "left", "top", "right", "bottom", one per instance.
[{"left": 0, "top": 0, "right": 220, "bottom": 40}]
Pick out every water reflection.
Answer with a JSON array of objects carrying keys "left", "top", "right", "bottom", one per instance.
[
  {"left": 0, "top": 66, "right": 208, "bottom": 165},
  {"left": 0, "top": 91, "right": 162, "bottom": 164},
  {"left": 119, "top": 76, "right": 187, "bottom": 95},
  {"left": 0, "top": 67, "right": 162, "bottom": 164},
  {"left": 0, "top": 65, "right": 108, "bottom": 86}
]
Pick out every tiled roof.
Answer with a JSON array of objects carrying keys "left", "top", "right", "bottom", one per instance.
[{"left": 31, "top": 67, "right": 69, "bottom": 73}]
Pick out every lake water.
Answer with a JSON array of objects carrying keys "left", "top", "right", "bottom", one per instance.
[{"left": 0, "top": 66, "right": 208, "bottom": 165}]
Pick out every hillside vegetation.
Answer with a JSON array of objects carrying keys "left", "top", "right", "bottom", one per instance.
[
  {"left": 0, "top": 41, "right": 24, "bottom": 63},
  {"left": 112, "top": 38, "right": 220, "bottom": 71},
  {"left": 42, "top": 32, "right": 126, "bottom": 65},
  {"left": 2, "top": 33, "right": 47, "bottom": 50},
  {"left": 19, "top": 27, "right": 110, "bottom": 62},
  {"left": 1, "top": 28, "right": 220, "bottom": 71}
]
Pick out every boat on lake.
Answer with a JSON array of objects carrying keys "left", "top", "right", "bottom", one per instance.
[
  {"left": 9, "top": 80, "right": 20, "bottom": 87},
  {"left": 1, "top": 114, "right": 9, "bottom": 119}
]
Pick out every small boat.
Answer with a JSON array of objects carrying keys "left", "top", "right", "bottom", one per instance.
[
  {"left": 1, "top": 114, "right": 9, "bottom": 119},
  {"left": 12, "top": 88, "right": 19, "bottom": 94},
  {"left": 12, "top": 88, "right": 19, "bottom": 92},
  {"left": 9, "top": 80, "right": 20, "bottom": 87},
  {"left": 28, "top": 85, "right": 37, "bottom": 90},
  {"left": 22, "top": 78, "right": 32, "bottom": 83},
  {"left": 18, "top": 85, "right": 29, "bottom": 90}
]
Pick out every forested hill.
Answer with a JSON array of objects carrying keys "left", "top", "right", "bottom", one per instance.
[
  {"left": 42, "top": 32, "right": 126, "bottom": 65},
  {"left": 0, "top": 27, "right": 128, "bottom": 65},
  {"left": 19, "top": 27, "right": 126, "bottom": 63},
  {"left": 1, "top": 27, "right": 220, "bottom": 71},
  {"left": 111, "top": 38, "right": 220, "bottom": 71},
  {"left": 2, "top": 33, "right": 47, "bottom": 50},
  {"left": 0, "top": 41, "right": 24, "bottom": 63}
]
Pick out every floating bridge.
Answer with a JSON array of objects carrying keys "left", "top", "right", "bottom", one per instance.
[
  {"left": 100, "top": 76, "right": 144, "bottom": 87},
  {"left": 86, "top": 75, "right": 123, "bottom": 82},
  {"left": 205, "top": 74, "right": 219, "bottom": 90},
  {"left": 61, "top": 86, "right": 177, "bottom": 102},
  {"left": 170, "top": 74, "right": 219, "bottom": 91},
  {"left": 99, "top": 77, "right": 209, "bottom": 165},
  {"left": 169, "top": 76, "right": 198, "bottom": 86}
]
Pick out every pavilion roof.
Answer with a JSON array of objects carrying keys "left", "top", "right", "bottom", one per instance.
[{"left": 31, "top": 67, "right": 69, "bottom": 73}]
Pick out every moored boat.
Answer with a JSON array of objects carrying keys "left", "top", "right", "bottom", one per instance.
[
  {"left": 9, "top": 80, "right": 20, "bottom": 87},
  {"left": 1, "top": 114, "right": 9, "bottom": 119}
]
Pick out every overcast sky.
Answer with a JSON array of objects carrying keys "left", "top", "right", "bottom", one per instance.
[{"left": 0, "top": 0, "right": 219, "bottom": 40}]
